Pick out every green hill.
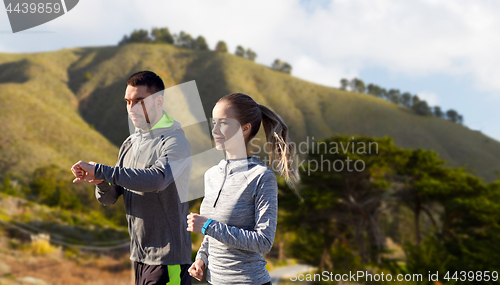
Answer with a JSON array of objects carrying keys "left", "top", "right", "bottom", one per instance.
[
  {"left": 0, "top": 50, "right": 118, "bottom": 182},
  {"left": 0, "top": 43, "right": 499, "bottom": 182}
]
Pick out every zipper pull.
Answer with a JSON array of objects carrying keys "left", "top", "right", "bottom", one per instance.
[{"left": 213, "top": 160, "right": 230, "bottom": 207}]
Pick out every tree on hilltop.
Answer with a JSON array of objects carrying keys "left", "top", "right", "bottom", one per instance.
[
  {"left": 215, "top": 41, "right": 228, "bottom": 52},
  {"left": 151, "top": 27, "right": 174, "bottom": 44},
  {"left": 235, "top": 45, "right": 245, "bottom": 57}
]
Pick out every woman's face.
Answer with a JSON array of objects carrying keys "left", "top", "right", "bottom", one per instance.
[{"left": 211, "top": 101, "right": 247, "bottom": 152}]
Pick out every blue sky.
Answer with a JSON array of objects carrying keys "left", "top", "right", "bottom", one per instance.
[{"left": 1, "top": 0, "right": 499, "bottom": 141}]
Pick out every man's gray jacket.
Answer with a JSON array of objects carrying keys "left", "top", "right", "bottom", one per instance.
[{"left": 94, "top": 119, "right": 192, "bottom": 266}]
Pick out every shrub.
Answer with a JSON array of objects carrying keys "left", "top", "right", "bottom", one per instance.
[{"left": 30, "top": 239, "right": 58, "bottom": 256}]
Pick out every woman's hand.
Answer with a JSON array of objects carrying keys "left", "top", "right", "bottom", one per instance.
[
  {"left": 187, "top": 213, "right": 208, "bottom": 233},
  {"left": 188, "top": 259, "right": 205, "bottom": 281}
]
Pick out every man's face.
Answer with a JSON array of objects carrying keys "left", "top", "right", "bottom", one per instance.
[{"left": 124, "top": 85, "right": 161, "bottom": 130}]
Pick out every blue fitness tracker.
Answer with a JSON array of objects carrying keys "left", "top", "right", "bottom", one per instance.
[{"left": 201, "top": 219, "right": 213, "bottom": 235}]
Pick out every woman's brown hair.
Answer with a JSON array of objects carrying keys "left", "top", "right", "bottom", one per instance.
[{"left": 217, "top": 93, "right": 300, "bottom": 192}]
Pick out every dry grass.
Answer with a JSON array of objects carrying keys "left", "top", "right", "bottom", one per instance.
[{"left": 0, "top": 244, "right": 132, "bottom": 285}]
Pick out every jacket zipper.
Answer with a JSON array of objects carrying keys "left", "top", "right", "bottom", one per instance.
[
  {"left": 213, "top": 161, "right": 230, "bottom": 207},
  {"left": 134, "top": 131, "right": 143, "bottom": 168}
]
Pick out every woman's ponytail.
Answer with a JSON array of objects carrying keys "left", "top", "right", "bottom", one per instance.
[{"left": 259, "top": 104, "right": 300, "bottom": 193}]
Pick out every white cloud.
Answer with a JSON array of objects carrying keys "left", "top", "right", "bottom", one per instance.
[
  {"left": 293, "top": 55, "right": 358, "bottom": 87},
  {"left": 2, "top": 0, "right": 500, "bottom": 95},
  {"left": 417, "top": 92, "right": 439, "bottom": 106}
]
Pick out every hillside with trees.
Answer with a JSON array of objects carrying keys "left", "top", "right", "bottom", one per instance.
[
  {"left": 341, "top": 77, "right": 464, "bottom": 124},
  {"left": 118, "top": 27, "right": 292, "bottom": 73}
]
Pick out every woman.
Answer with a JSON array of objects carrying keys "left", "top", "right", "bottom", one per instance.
[{"left": 186, "top": 93, "right": 300, "bottom": 285}]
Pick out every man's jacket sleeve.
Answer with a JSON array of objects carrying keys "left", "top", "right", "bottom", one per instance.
[
  {"left": 94, "top": 134, "right": 192, "bottom": 193},
  {"left": 95, "top": 141, "right": 127, "bottom": 205},
  {"left": 95, "top": 181, "right": 124, "bottom": 206}
]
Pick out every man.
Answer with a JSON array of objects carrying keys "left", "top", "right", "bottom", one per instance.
[{"left": 72, "top": 71, "right": 193, "bottom": 285}]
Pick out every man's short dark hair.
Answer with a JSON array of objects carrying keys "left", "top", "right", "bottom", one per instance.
[{"left": 126, "top": 71, "right": 165, "bottom": 96}]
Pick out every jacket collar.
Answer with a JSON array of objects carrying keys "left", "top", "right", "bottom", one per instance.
[
  {"left": 133, "top": 116, "right": 182, "bottom": 140},
  {"left": 217, "top": 155, "right": 263, "bottom": 174},
  {"left": 150, "top": 111, "right": 174, "bottom": 130}
]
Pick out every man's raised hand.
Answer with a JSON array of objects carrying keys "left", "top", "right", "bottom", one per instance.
[{"left": 71, "top": 161, "right": 103, "bottom": 184}]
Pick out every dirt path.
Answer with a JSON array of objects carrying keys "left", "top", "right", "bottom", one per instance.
[{"left": 269, "top": 264, "right": 315, "bottom": 285}]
